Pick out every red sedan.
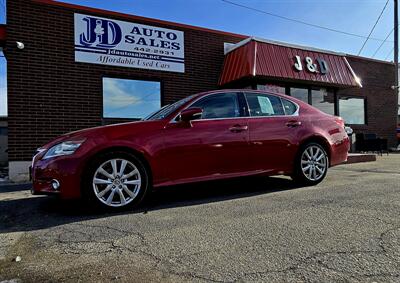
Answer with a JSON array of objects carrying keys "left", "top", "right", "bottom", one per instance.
[{"left": 31, "top": 90, "right": 349, "bottom": 210}]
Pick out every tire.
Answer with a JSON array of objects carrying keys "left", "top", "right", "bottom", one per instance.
[
  {"left": 291, "top": 142, "right": 329, "bottom": 186},
  {"left": 82, "top": 151, "right": 150, "bottom": 211}
]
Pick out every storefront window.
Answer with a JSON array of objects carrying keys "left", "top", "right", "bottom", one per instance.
[
  {"left": 290, "top": 87, "right": 309, "bottom": 103},
  {"left": 311, "top": 88, "right": 335, "bottom": 115},
  {"left": 103, "top": 78, "right": 161, "bottom": 119},
  {"left": 257, "top": 84, "right": 285, "bottom": 94},
  {"left": 338, "top": 97, "right": 365, "bottom": 125}
]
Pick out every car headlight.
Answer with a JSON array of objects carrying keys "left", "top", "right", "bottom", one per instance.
[{"left": 43, "top": 140, "right": 85, "bottom": 160}]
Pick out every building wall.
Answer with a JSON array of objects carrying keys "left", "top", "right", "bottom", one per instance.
[
  {"left": 0, "top": 118, "right": 7, "bottom": 167},
  {"left": 338, "top": 56, "right": 398, "bottom": 148},
  {"left": 5, "top": 0, "right": 245, "bottom": 163}
]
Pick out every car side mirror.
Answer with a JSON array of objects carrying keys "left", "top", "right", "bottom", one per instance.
[{"left": 180, "top": 107, "right": 203, "bottom": 122}]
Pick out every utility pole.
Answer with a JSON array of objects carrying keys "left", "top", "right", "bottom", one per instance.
[{"left": 395, "top": 0, "right": 399, "bottom": 123}]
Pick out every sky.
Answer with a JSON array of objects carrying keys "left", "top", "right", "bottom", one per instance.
[{"left": 0, "top": 0, "right": 397, "bottom": 116}]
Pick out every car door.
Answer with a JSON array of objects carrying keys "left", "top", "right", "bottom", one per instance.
[
  {"left": 244, "top": 92, "right": 301, "bottom": 173},
  {"left": 162, "top": 92, "right": 250, "bottom": 183}
]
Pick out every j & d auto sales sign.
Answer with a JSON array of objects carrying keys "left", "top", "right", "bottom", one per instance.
[{"left": 74, "top": 13, "right": 185, "bottom": 73}]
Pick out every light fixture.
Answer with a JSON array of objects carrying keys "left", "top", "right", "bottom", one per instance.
[{"left": 16, "top": 41, "right": 25, "bottom": 50}]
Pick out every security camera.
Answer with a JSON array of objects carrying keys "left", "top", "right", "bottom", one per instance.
[{"left": 16, "top": 41, "right": 25, "bottom": 50}]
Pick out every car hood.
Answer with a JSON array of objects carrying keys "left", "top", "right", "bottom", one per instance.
[{"left": 40, "top": 120, "right": 164, "bottom": 149}]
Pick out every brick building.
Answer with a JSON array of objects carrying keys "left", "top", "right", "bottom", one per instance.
[{"left": 2, "top": 0, "right": 399, "bottom": 181}]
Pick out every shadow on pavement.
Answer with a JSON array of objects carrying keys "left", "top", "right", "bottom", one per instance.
[
  {"left": 0, "top": 175, "right": 299, "bottom": 233},
  {"left": 0, "top": 183, "right": 32, "bottom": 193}
]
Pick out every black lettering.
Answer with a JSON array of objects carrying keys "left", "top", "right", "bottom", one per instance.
[
  {"left": 130, "top": 26, "right": 142, "bottom": 35},
  {"left": 166, "top": 32, "right": 177, "bottom": 40},
  {"left": 160, "top": 40, "right": 170, "bottom": 49},
  {"left": 149, "top": 38, "right": 160, "bottom": 48},
  {"left": 154, "top": 30, "right": 165, "bottom": 38},
  {"left": 124, "top": 35, "right": 135, "bottom": 44},
  {"left": 171, "top": 42, "right": 180, "bottom": 50},
  {"left": 142, "top": 28, "right": 153, "bottom": 37},
  {"left": 136, "top": 37, "right": 148, "bottom": 46}
]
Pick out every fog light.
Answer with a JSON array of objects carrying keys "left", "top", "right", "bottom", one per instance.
[{"left": 51, "top": 179, "right": 60, "bottom": 190}]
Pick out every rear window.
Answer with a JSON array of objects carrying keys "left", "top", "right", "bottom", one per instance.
[
  {"left": 281, "top": 99, "right": 297, "bottom": 115},
  {"left": 245, "top": 93, "right": 285, "bottom": 116}
]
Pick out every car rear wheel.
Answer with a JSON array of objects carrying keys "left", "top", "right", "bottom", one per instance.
[
  {"left": 292, "top": 142, "right": 328, "bottom": 186},
  {"left": 83, "top": 151, "right": 149, "bottom": 210}
]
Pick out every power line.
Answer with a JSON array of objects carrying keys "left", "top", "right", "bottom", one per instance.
[
  {"left": 358, "top": 0, "right": 389, "bottom": 55},
  {"left": 221, "top": 0, "right": 392, "bottom": 43},
  {"left": 385, "top": 47, "right": 394, "bottom": 61},
  {"left": 372, "top": 27, "right": 394, "bottom": 58}
]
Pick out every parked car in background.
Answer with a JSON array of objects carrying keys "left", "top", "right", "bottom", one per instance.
[{"left": 31, "top": 90, "right": 350, "bottom": 210}]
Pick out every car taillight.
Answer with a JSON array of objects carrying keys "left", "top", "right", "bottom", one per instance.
[{"left": 334, "top": 117, "right": 345, "bottom": 128}]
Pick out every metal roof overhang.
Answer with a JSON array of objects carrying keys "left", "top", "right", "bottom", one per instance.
[{"left": 219, "top": 38, "right": 362, "bottom": 88}]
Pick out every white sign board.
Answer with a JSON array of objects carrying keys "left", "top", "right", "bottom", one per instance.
[{"left": 74, "top": 13, "right": 185, "bottom": 73}]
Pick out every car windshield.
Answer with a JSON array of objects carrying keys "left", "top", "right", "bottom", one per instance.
[{"left": 144, "top": 95, "right": 195, "bottom": 120}]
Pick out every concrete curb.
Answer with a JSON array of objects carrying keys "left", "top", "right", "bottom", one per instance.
[{"left": 346, "top": 153, "right": 377, "bottom": 164}]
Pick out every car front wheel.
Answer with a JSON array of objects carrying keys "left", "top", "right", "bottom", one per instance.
[
  {"left": 83, "top": 151, "right": 149, "bottom": 210},
  {"left": 292, "top": 142, "right": 329, "bottom": 186}
]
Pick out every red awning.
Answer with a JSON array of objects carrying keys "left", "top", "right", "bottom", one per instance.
[{"left": 219, "top": 38, "right": 361, "bottom": 88}]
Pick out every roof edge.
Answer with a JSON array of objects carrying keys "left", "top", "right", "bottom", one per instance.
[
  {"left": 33, "top": 0, "right": 248, "bottom": 39},
  {"left": 345, "top": 54, "right": 395, "bottom": 65},
  {"left": 226, "top": 37, "right": 396, "bottom": 66},
  {"left": 226, "top": 37, "right": 347, "bottom": 57}
]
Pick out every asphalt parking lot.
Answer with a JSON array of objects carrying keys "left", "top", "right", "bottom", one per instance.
[{"left": 1, "top": 155, "right": 400, "bottom": 283}]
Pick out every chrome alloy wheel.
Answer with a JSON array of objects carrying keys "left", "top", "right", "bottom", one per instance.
[
  {"left": 92, "top": 158, "right": 141, "bottom": 207},
  {"left": 300, "top": 145, "right": 327, "bottom": 181}
]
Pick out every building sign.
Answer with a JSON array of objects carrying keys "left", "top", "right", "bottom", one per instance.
[
  {"left": 74, "top": 13, "right": 185, "bottom": 73},
  {"left": 293, "top": 55, "right": 329, "bottom": 74}
]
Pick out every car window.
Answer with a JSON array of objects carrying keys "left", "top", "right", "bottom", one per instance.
[
  {"left": 245, "top": 93, "right": 285, "bottom": 117},
  {"left": 191, "top": 92, "right": 241, "bottom": 119},
  {"left": 144, "top": 95, "right": 195, "bottom": 120},
  {"left": 281, "top": 98, "right": 297, "bottom": 115}
]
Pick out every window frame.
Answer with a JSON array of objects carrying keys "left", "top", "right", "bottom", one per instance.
[
  {"left": 172, "top": 92, "right": 246, "bottom": 122},
  {"left": 190, "top": 92, "right": 243, "bottom": 120},
  {"left": 102, "top": 75, "right": 163, "bottom": 121},
  {"left": 243, "top": 92, "right": 299, "bottom": 118},
  {"left": 337, "top": 95, "right": 367, "bottom": 125}
]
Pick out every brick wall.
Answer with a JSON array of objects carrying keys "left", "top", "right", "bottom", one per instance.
[
  {"left": 338, "top": 56, "right": 398, "bottom": 148},
  {"left": 5, "top": 0, "right": 245, "bottom": 161}
]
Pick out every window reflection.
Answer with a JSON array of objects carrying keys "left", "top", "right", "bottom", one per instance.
[
  {"left": 290, "top": 87, "right": 309, "bottom": 103},
  {"left": 311, "top": 88, "right": 335, "bottom": 115},
  {"left": 103, "top": 78, "right": 161, "bottom": 119},
  {"left": 338, "top": 97, "right": 365, "bottom": 125}
]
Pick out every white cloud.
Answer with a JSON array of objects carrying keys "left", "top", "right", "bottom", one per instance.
[{"left": 103, "top": 79, "right": 142, "bottom": 108}]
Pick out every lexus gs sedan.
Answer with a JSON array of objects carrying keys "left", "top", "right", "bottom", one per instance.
[{"left": 31, "top": 90, "right": 349, "bottom": 210}]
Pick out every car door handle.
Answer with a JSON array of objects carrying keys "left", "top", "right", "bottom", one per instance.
[
  {"left": 229, "top": 124, "right": 248, "bottom": 133},
  {"left": 286, "top": 120, "right": 302, "bottom": 128}
]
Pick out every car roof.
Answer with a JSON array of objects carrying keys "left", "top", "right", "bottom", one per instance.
[{"left": 192, "top": 89, "right": 306, "bottom": 106}]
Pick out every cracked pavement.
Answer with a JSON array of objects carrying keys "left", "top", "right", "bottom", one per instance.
[{"left": 0, "top": 155, "right": 400, "bottom": 282}]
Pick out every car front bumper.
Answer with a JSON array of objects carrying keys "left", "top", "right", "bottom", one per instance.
[{"left": 31, "top": 155, "right": 82, "bottom": 199}]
